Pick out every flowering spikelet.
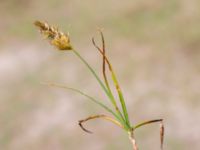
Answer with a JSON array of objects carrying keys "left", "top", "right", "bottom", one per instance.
[{"left": 34, "top": 20, "right": 73, "bottom": 50}]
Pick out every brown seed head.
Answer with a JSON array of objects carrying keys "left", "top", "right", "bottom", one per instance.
[{"left": 34, "top": 20, "right": 73, "bottom": 50}]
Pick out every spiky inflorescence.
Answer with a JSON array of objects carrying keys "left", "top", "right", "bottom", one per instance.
[{"left": 34, "top": 20, "right": 73, "bottom": 50}]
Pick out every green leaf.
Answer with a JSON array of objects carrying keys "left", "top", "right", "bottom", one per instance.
[{"left": 43, "top": 82, "right": 128, "bottom": 129}]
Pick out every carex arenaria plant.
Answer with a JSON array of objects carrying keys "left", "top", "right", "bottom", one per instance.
[{"left": 34, "top": 20, "right": 164, "bottom": 150}]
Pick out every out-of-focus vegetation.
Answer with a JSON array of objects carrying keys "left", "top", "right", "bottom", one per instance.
[{"left": 0, "top": 0, "right": 200, "bottom": 150}]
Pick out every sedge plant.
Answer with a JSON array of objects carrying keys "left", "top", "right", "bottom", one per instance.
[{"left": 34, "top": 20, "right": 164, "bottom": 150}]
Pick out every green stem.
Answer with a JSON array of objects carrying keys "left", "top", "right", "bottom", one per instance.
[
  {"left": 71, "top": 49, "right": 129, "bottom": 129},
  {"left": 73, "top": 49, "right": 108, "bottom": 96},
  {"left": 91, "top": 39, "right": 131, "bottom": 128}
]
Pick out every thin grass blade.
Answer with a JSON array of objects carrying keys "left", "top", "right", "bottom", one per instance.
[
  {"left": 79, "top": 114, "right": 124, "bottom": 133},
  {"left": 133, "top": 119, "right": 164, "bottom": 150}
]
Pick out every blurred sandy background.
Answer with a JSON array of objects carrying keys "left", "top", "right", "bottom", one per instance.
[{"left": 0, "top": 0, "right": 200, "bottom": 150}]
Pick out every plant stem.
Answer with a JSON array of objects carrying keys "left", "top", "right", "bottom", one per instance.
[
  {"left": 92, "top": 38, "right": 131, "bottom": 127},
  {"left": 128, "top": 131, "right": 139, "bottom": 150},
  {"left": 72, "top": 49, "right": 129, "bottom": 129}
]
